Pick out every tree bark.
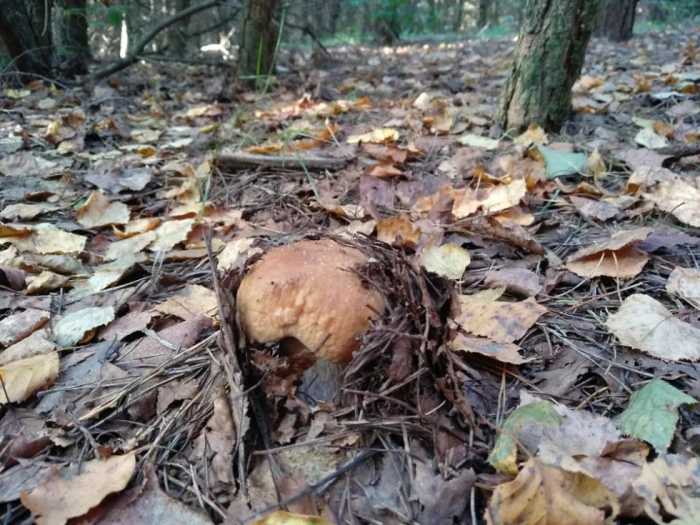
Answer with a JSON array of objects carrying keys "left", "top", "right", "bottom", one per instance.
[
  {"left": 0, "top": 0, "right": 53, "bottom": 80},
  {"left": 56, "top": 0, "right": 90, "bottom": 76},
  {"left": 595, "top": 0, "right": 638, "bottom": 42},
  {"left": 236, "top": 0, "right": 278, "bottom": 89},
  {"left": 497, "top": 0, "right": 601, "bottom": 133},
  {"left": 477, "top": 0, "right": 491, "bottom": 28}
]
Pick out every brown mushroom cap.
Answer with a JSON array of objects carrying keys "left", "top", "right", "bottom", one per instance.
[{"left": 236, "top": 239, "right": 384, "bottom": 363}]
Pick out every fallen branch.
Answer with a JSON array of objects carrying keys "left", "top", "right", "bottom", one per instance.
[
  {"left": 86, "top": 0, "right": 224, "bottom": 83},
  {"left": 216, "top": 150, "right": 348, "bottom": 171}
]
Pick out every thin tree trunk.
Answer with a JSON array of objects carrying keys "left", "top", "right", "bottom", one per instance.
[
  {"left": 497, "top": 0, "right": 601, "bottom": 133},
  {"left": 477, "top": 0, "right": 491, "bottom": 28},
  {"left": 595, "top": 0, "right": 638, "bottom": 42},
  {"left": 237, "top": 0, "right": 278, "bottom": 88},
  {"left": 56, "top": 0, "right": 90, "bottom": 76},
  {"left": 0, "top": 0, "right": 53, "bottom": 80}
]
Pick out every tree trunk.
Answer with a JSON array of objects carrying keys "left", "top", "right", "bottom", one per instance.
[
  {"left": 237, "top": 0, "right": 278, "bottom": 89},
  {"left": 56, "top": 0, "right": 90, "bottom": 76},
  {"left": 477, "top": 0, "right": 491, "bottom": 28},
  {"left": 497, "top": 0, "right": 600, "bottom": 133},
  {"left": 648, "top": 2, "right": 666, "bottom": 22},
  {"left": 595, "top": 0, "right": 638, "bottom": 42},
  {"left": 0, "top": 0, "right": 53, "bottom": 80},
  {"left": 171, "top": 0, "right": 192, "bottom": 54}
]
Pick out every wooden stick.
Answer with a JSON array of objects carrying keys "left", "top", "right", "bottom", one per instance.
[{"left": 216, "top": 150, "right": 348, "bottom": 171}]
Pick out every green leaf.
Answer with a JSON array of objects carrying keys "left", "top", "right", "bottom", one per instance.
[
  {"left": 615, "top": 379, "right": 696, "bottom": 453},
  {"left": 537, "top": 145, "right": 587, "bottom": 179},
  {"left": 487, "top": 401, "right": 562, "bottom": 474}
]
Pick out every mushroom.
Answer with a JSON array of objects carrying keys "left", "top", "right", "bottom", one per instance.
[{"left": 236, "top": 239, "right": 384, "bottom": 402}]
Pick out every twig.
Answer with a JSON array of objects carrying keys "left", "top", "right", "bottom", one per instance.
[{"left": 216, "top": 150, "right": 348, "bottom": 171}]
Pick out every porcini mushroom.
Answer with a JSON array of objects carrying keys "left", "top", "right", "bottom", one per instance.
[{"left": 236, "top": 239, "right": 384, "bottom": 401}]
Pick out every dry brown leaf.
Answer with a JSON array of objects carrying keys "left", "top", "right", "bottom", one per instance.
[
  {"left": 626, "top": 166, "right": 676, "bottom": 193},
  {"left": 666, "top": 267, "right": 700, "bottom": 305},
  {"left": 98, "top": 311, "right": 153, "bottom": 342},
  {"left": 53, "top": 306, "right": 116, "bottom": 347},
  {"left": 449, "top": 332, "right": 533, "bottom": 364},
  {"left": 607, "top": 293, "right": 700, "bottom": 361},
  {"left": 217, "top": 237, "right": 263, "bottom": 271},
  {"left": 149, "top": 219, "right": 196, "bottom": 252},
  {"left": 0, "top": 308, "right": 50, "bottom": 348},
  {"left": 367, "top": 162, "right": 403, "bottom": 179},
  {"left": 346, "top": 128, "right": 399, "bottom": 144},
  {"left": 0, "top": 203, "right": 59, "bottom": 221},
  {"left": 104, "top": 231, "right": 156, "bottom": 261},
  {"left": 21, "top": 452, "right": 136, "bottom": 525},
  {"left": 632, "top": 454, "right": 700, "bottom": 524},
  {"left": 113, "top": 217, "right": 161, "bottom": 239},
  {"left": 67, "top": 255, "right": 146, "bottom": 301},
  {"left": 570, "top": 196, "right": 618, "bottom": 221},
  {"left": 0, "top": 352, "right": 59, "bottom": 404},
  {"left": 26, "top": 271, "right": 70, "bottom": 294},
  {"left": 154, "top": 284, "right": 218, "bottom": 322},
  {"left": 484, "top": 268, "right": 542, "bottom": 297},
  {"left": 76, "top": 190, "right": 130, "bottom": 228},
  {"left": 420, "top": 243, "right": 470, "bottom": 280},
  {"left": 514, "top": 124, "right": 549, "bottom": 147},
  {"left": 376, "top": 216, "right": 421, "bottom": 248},
  {"left": 454, "top": 291, "right": 547, "bottom": 344},
  {"left": 6, "top": 224, "right": 86, "bottom": 255},
  {"left": 646, "top": 177, "right": 700, "bottom": 227},
  {"left": 566, "top": 228, "right": 652, "bottom": 279},
  {"left": 0, "top": 329, "right": 56, "bottom": 366},
  {"left": 193, "top": 389, "right": 235, "bottom": 488},
  {"left": 485, "top": 457, "right": 619, "bottom": 525}
]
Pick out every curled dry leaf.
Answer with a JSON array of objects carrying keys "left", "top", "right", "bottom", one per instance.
[
  {"left": 346, "top": 128, "right": 399, "bottom": 144},
  {"left": 76, "top": 190, "right": 130, "bottom": 228},
  {"left": 449, "top": 332, "right": 534, "bottom": 365},
  {"left": 454, "top": 290, "right": 547, "bottom": 344},
  {"left": 53, "top": 306, "right": 116, "bottom": 347},
  {"left": 217, "top": 237, "right": 263, "bottom": 271},
  {"left": 666, "top": 267, "right": 700, "bottom": 305},
  {"left": 0, "top": 352, "right": 59, "bottom": 404},
  {"left": 0, "top": 328, "right": 56, "bottom": 366},
  {"left": 26, "top": 271, "right": 70, "bottom": 294},
  {"left": 645, "top": 176, "right": 700, "bottom": 228},
  {"left": 21, "top": 452, "right": 136, "bottom": 525},
  {"left": 484, "top": 268, "right": 542, "bottom": 297},
  {"left": 566, "top": 228, "right": 652, "bottom": 279},
  {"left": 420, "top": 242, "right": 470, "bottom": 280},
  {"left": 606, "top": 294, "right": 700, "bottom": 361},
  {"left": 149, "top": 219, "right": 196, "bottom": 252},
  {"left": 6, "top": 224, "right": 86, "bottom": 255}
]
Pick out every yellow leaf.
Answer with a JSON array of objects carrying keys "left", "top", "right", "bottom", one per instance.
[
  {"left": 346, "top": 128, "right": 399, "bottom": 144},
  {"left": 0, "top": 352, "right": 59, "bottom": 404},
  {"left": 76, "top": 190, "right": 130, "bottom": 228},
  {"left": 252, "top": 510, "right": 333, "bottom": 525}
]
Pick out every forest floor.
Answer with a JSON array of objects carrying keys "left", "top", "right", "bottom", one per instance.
[{"left": 1, "top": 27, "right": 700, "bottom": 525}]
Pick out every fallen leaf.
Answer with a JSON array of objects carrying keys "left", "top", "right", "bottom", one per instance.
[
  {"left": 449, "top": 332, "right": 533, "bottom": 364},
  {"left": 634, "top": 128, "right": 669, "bottom": 149},
  {"left": 0, "top": 353, "right": 59, "bottom": 404},
  {"left": 193, "top": 389, "right": 235, "bottom": 488},
  {"left": 217, "top": 237, "right": 263, "bottom": 271},
  {"left": 6, "top": 224, "right": 86, "bottom": 255},
  {"left": 537, "top": 145, "right": 587, "bottom": 178},
  {"left": 149, "top": 219, "right": 196, "bottom": 252},
  {"left": 21, "top": 452, "right": 136, "bottom": 525},
  {"left": 566, "top": 228, "right": 651, "bottom": 279},
  {"left": 454, "top": 291, "right": 547, "bottom": 344},
  {"left": 0, "top": 308, "right": 50, "bottom": 348},
  {"left": 485, "top": 458, "right": 618, "bottom": 525},
  {"left": 614, "top": 379, "right": 696, "bottom": 453},
  {"left": 458, "top": 133, "right": 499, "bottom": 150},
  {"left": 367, "top": 162, "right": 403, "bottom": 179},
  {"left": 252, "top": 510, "right": 333, "bottom": 525},
  {"left": 104, "top": 231, "right": 156, "bottom": 261},
  {"left": 632, "top": 454, "right": 700, "bottom": 524},
  {"left": 154, "top": 284, "right": 218, "bottom": 322},
  {"left": 626, "top": 166, "right": 676, "bottom": 193},
  {"left": 569, "top": 196, "right": 618, "bottom": 221},
  {"left": 98, "top": 311, "right": 153, "bottom": 341},
  {"left": 484, "top": 268, "right": 542, "bottom": 297},
  {"left": 376, "top": 216, "right": 421, "bottom": 248},
  {"left": 346, "top": 128, "right": 399, "bottom": 144},
  {"left": 411, "top": 462, "right": 476, "bottom": 525},
  {"left": 666, "top": 267, "right": 700, "bottom": 305},
  {"left": 0, "top": 329, "right": 56, "bottom": 366},
  {"left": 420, "top": 243, "right": 470, "bottom": 280},
  {"left": 0, "top": 203, "right": 59, "bottom": 221},
  {"left": 514, "top": 124, "right": 548, "bottom": 147},
  {"left": 645, "top": 176, "right": 700, "bottom": 228},
  {"left": 479, "top": 179, "right": 528, "bottom": 214},
  {"left": 607, "top": 293, "right": 700, "bottom": 361},
  {"left": 76, "top": 190, "right": 130, "bottom": 228},
  {"left": 488, "top": 401, "right": 562, "bottom": 474},
  {"left": 53, "top": 306, "right": 116, "bottom": 347}
]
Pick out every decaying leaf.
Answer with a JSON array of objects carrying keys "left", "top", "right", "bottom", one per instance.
[
  {"left": 76, "top": 190, "right": 130, "bottom": 228},
  {"left": 376, "top": 216, "right": 421, "bottom": 247},
  {"left": 606, "top": 294, "right": 700, "bottom": 361},
  {"left": 217, "top": 237, "right": 263, "bottom": 271},
  {"left": 420, "top": 242, "right": 470, "bottom": 280},
  {"left": 252, "top": 510, "right": 333, "bottom": 525},
  {"left": 149, "top": 219, "right": 196, "bottom": 252},
  {"left": 614, "top": 379, "right": 696, "bottom": 453},
  {"left": 193, "top": 389, "right": 235, "bottom": 488},
  {"left": 346, "top": 128, "right": 399, "bottom": 144},
  {"left": 486, "top": 457, "right": 619, "bottom": 525},
  {"left": 449, "top": 332, "right": 533, "bottom": 364},
  {"left": 645, "top": 176, "right": 700, "bottom": 228},
  {"left": 0, "top": 352, "right": 59, "bottom": 404},
  {"left": 632, "top": 454, "right": 700, "bottom": 524},
  {"left": 0, "top": 308, "right": 50, "bottom": 347},
  {"left": 484, "top": 268, "right": 542, "bottom": 297},
  {"left": 454, "top": 290, "right": 547, "bottom": 344},
  {"left": 666, "top": 267, "right": 700, "bottom": 305},
  {"left": 21, "top": 452, "right": 136, "bottom": 525},
  {"left": 566, "top": 228, "right": 651, "bottom": 279}
]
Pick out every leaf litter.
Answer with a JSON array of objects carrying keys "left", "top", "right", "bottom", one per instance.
[{"left": 1, "top": 24, "right": 700, "bottom": 525}]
